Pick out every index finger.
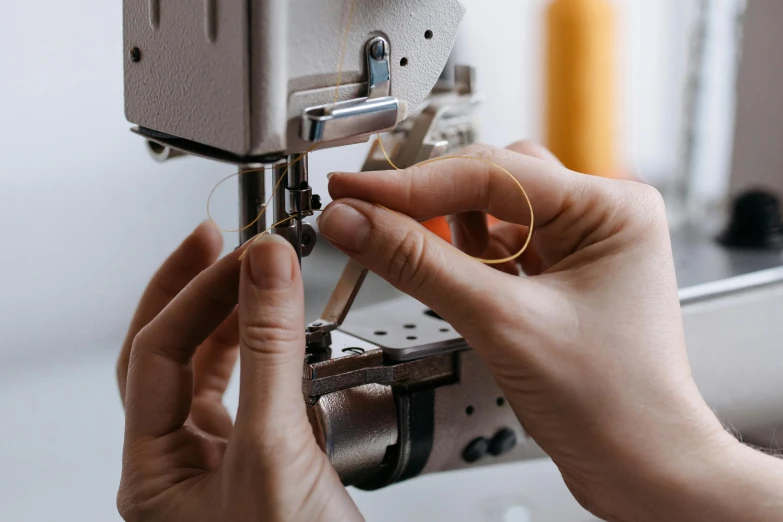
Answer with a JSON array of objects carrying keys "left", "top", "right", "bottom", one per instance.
[
  {"left": 124, "top": 243, "right": 246, "bottom": 439},
  {"left": 117, "top": 222, "right": 223, "bottom": 403},
  {"left": 327, "top": 144, "right": 582, "bottom": 228}
]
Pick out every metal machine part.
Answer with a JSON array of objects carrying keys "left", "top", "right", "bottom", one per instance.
[
  {"left": 301, "top": 36, "right": 399, "bottom": 143},
  {"left": 124, "top": 0, "right": 466, "bottom": 158},
  {"left": 304, "top": 65, "right": 480, "bottom": 350},
  {"left": 238, "top": 166, "right": 267, "bottom": 245},
  {"left": 306, "top": 227, "right": 783, "bottom": 488}
]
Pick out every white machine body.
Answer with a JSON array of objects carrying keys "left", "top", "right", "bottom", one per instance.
[{"left": 123, "top": 0, "right": 465, "bottom": 158}]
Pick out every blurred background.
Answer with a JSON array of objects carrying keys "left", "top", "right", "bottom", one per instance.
[{"left": 1, "top": 0, "right": 780, "bottom": 520}]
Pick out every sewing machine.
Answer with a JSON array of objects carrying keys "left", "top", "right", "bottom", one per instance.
[{"left": 123, "top": 0, "right": 783, "bottom": 492}]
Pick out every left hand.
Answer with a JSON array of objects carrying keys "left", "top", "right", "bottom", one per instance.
[{"left": 115, "top": 223, "right": 361, "bottom": 522}]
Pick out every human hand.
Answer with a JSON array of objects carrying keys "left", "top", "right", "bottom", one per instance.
[
  {"left": 317, "top": 142, "right": 744, "bottom": 521},
  {"left": 116, "top": 224, "right": 361, "bottom": 522}
]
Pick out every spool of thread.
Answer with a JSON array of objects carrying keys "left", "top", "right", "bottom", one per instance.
[{"left": 545, "top": 0, "right": 618, "bottom": 178}]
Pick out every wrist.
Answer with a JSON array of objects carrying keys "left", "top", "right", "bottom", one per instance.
[
  {"left": 606, "top": 426, "right": 783, "bottom": 522},
  {"left": 592, "top": 398, "right": 739, "bottom": 522}
]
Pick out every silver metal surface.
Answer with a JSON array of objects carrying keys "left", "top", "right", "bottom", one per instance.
[
  {"left": 304, "top": 348, "right": 456, "bottom": 398},
  {"left": 362, "top": 66, "right": 480, "bottom": 172},
  {"left": 366, "top": 37, "right": 391, "bottom": 100},
  {"left": 272, "top": 158, "right": 300, "bottom": 259},
  {"left": 146, "top": 140, "right": 185, "bottom": 162},
  {"left": 301, "top": 97, "right": 399, "bottom": 144},
  {"left": 423, "top": 350, "right": 546, "bottom": 475},
  {"left": 301, "top": 37, "right": 399, "bottom": 143},
  {"left": 307, "top": 383, "right": 399, "bottom": 486},
  {"left": 672, "top": 221, "right": 783, "bottom": 303},
  {"left": 340, "top": 299, "right": 464, "bottom": 362},
  {"left": 238, "top": 166, "right": 266, "bottom": 245},
  {"left": 287, "top": 155, "right": 314, "bottom": 217},
  {"left": 316, "top": 260, "right": 369, "bottom": 330}
]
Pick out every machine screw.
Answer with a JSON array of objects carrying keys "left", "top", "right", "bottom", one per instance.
[
  {"left": 130, "top": 47, "right": 141, "bottom": 63},
  {"left": 370, "top": 38, "right": 387, "bottom": 60},
  {"left": 311, "top": 194, "right": 322, "bottom": 210}
]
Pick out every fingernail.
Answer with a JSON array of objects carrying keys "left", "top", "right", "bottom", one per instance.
[
  {"left": 247, "top": 234, "right": 294, "bottom": 290},
  {"left": 318, "top": 203, "right": 371, "bottom": 251},
  {"left": 326, "top": 172, "right": 336, "bottom": 180}
]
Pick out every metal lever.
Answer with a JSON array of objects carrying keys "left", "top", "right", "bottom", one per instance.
[{"left": 301, "top": 36, "right": 399, "bottom": 143}]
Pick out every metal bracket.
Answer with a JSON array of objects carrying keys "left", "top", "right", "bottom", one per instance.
[{"left": 300, "top": 36, "right": 399, "bottom": 143}]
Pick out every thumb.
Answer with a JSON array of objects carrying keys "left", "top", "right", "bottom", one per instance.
[
  {"left": 317, "top": 199, "right": 506, "bottom": 329},
  {"left": 234, "top": 234, "right": 307, "bottom": 436}
]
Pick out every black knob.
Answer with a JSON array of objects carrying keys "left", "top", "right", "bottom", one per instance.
[
  {"left": 488, "top": 428, "right": 517, "bottom": 456},
  {"left": 718, "top": 189, "right": 783, "bottom": 250},
  {"left": 311, "top": 194, "right": 323, "bottom": 210},
  {"left": 462, "top": 437, "right": 489, "bottom": 463}
]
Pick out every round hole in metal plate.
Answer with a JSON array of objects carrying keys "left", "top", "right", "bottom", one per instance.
[
  {"left": 403, "top": 324, "right": 416, "bottom": 329},
  {"left": 466, "top": 405, "right": 475, "bottom": 416},
  {"left": 425, "top": 30, "right": 434, "bottom": 40},
  {"left": 374, "top": 331, "right": 388, "bottom": 336},
  {"left": 406, "top": 336, "right": 418, "bottom": 341},
  {"left": 440, "top": 328, "right": 449, "bottom": 333}
]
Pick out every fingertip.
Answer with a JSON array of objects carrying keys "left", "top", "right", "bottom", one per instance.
[
  {"left": 245, "top": 234, "right": 297, "bottom": 290},
  {"left": 317, "top": 200, "right": 372, "bottom": 252},
  {"left": 191, "top": 220, "right": 224, "bottom": 252}
]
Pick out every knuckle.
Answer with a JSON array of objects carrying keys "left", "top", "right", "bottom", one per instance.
[
  {"left": 241, "top": 321, "right": 302, "bottom": 354},
  {"left": 626, "top": 182, "right": 667, "bottom": 225},
  {"left": 116, "top": 487, "right": 146, "bottom": 522},
  {"left": 505, "top": 139, "right": 538, "bottom": 154},
  {"left": 456, "top": 142, "right": 495, "bottom": 156},
  {"left": 385, "top": 228, "right": 430, "bottom": 293},
  {"left": 129, "top": 326, "right": 151, "bottom": 356}
]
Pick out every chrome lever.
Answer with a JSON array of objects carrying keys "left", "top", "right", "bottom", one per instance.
[{"left": 300, "top": 36, "right": 399, "bottom": 143}]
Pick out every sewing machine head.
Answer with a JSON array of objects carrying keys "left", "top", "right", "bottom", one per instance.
[
  {"left": 123, "top": 0, "right": 508, "bottom": 492},
  {"left": 124, "top": 0, "right": 466, "bottom": 163}
]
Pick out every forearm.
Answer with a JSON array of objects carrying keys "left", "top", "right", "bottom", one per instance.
[{"left": 625, "top": 437, "right": 783, "bottom": 522}]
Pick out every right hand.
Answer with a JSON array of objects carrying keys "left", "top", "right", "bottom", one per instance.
[{"left": 317, "top": 142, "right": 744, "bottom": 521}]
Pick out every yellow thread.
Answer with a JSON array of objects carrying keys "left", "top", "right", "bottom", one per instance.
[
  {"left": 212, "top": 4, "right": 535, "bottom": 269},
  {"left": 375, "top": 135, "right": 535, "bottom": 266},
  {"left": 333, "top": 0, "right": 358, "bottom": 104},
  {"left": 238, "top": 210, "right": 324, "bottom": 262},
  {"left": 207, "top": 152, "right": 312, "bottom": 234},
  {"left": 209, "top": 0, "right": 357, "bottom": 234},
  {"left": 375, "top": 137, "right": 400, "bottom": 170}
]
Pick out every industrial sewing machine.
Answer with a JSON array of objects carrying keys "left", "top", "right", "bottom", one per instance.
[{"left": 123, "top": 0, "right": 783, "bottom": 492}]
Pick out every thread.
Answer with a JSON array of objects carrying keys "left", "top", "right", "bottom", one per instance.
[
  {"left": 376, "top": 136, "right": 534, "bottom": 266},
  {"left": 208, "top": 0, "right": 357, "bottom": 236},
  {"left": 237, "top": 210, "right": 324, "bottom": 262},
  {"left": 211, "top": 0, "right": 535, "bottom": 268},
  {"left": 206, "top": 154, "right": 306, "bottom": 234},
  {"left": 334, "top": 0, "right": 358, "bottom": 104}
]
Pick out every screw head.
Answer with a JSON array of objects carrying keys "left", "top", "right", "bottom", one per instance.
[
  {"left": 311, "top": 194, "right": 322, "bottom": 210},
  {"left": 370, "top": 39, "right": 387, "bottom": 60},
  {"left": 130, "top": 47, "right": 141, "bottom": 63}
]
